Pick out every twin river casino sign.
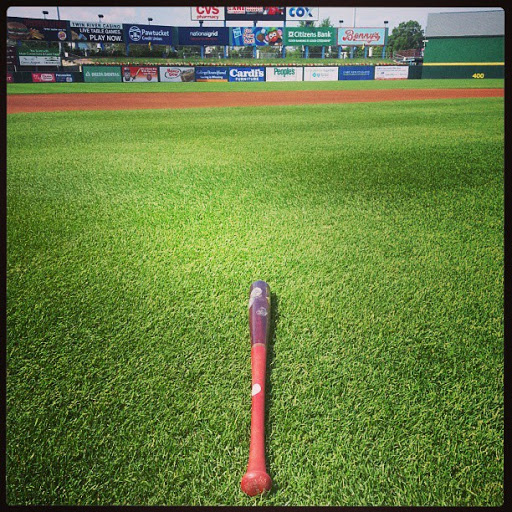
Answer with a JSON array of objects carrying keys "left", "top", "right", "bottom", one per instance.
[{"left": 69, "top": 21, "right": 123, "bottom": 43}]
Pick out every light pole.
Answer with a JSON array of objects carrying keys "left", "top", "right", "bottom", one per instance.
[
  {"left": 350, "top": 9, "right": 356, "bottom": 59},
  {"left": 383, "top": 20, "right": 389, "bottom": 59},
  {"left": 42, "top": 10, "right": 48, "bottom": 20},
  {"left": 338, "top": 20, "right": 344, "bottom": 59},
  {"left": 97, "top": 14, "right": 104, "bottom": 53},
  {"left": 148, "top": 17, "right": 153, "bottom": 25}
]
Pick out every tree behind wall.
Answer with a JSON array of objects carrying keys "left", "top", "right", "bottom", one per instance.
[
  {"left": 387, "top": 20, "right": 424, "bottom": 53},
  {"left": 298, "top": 17, "right": 334, "bottom": 27}
]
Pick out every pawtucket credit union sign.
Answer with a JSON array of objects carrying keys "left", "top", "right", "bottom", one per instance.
[{"left": 337, "top": 27, "right": 387, "bottom": 46}]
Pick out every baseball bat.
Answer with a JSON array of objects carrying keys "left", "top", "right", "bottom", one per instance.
[{"left": 241, "top": 280, "right": 272, "bottom": 496}]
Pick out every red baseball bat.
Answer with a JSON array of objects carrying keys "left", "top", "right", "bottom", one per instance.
[{"left": 241, "top": 280, "right": 272, "bottom": 496}]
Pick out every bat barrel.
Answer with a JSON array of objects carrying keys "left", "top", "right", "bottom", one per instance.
[
  {"left": 248, "top": 280, "right": 271, "bottom": 345},
  {"left": 241, "top": 281, "right": 272, "bottom": 496}
]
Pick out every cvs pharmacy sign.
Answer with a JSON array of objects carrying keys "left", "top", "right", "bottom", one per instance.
[{"left": 191, "top": 6, "right": 225, "bottom": 21}]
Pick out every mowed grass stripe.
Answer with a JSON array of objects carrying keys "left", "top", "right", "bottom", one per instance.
[
  {"left": 7, "top": 98, "right": 503, "bottom": 506},
  {"left": 6, "top": 78, "right": 504, "bottom": 95}
]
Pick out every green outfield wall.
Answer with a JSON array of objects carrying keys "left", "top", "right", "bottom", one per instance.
[
  {"left": 422, "top": 64, "right": 504, "bottom": 80},
  {"left": 423, "top": 36, "right": 504, "bottom": 64},
  {"left": 422, "top": 35, "right": 504, "bottom": 79}
]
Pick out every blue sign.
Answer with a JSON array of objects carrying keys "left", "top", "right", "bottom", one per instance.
[
  {"left": 55, "top": 73, "right": 74, "bottom": 82},
  {"left": 228, "top": 67, "right": 265, "bottom": 82},
  {"left": 338, "top": 66, "right": 375, "bottom": 80},
  {"left": 178, "top": 27, "right": 229, "bottom": 46},
  {"left": 123, "top": 24, "right": 173, "bottom": 45},
  {"left": 195, "top": 67, "right": 228, "bottom": 81},
  {"left": 230, "top": 27, "right": 283, "bottom": 46}
]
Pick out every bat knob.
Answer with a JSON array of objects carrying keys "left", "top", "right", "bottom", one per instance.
[{"left": 241, "top": 470, "right": 272, "bottom": 496}]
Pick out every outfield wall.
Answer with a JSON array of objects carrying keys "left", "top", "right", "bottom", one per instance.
[
  {"left": 422, "top": 34, "right": 504, "bottom": 79},
  {"left": 11, "top": 65, "right": 416, "bottom": 83},
  {"left": 10, "top": 63, "right": 506, "bottom": 84}
]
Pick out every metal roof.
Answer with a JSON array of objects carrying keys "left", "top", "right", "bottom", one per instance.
[{"left": 425, "top": 10, "right": 504, "bottom": 37}]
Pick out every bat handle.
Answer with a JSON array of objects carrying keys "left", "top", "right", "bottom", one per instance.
[{"left": 241, "top": 281, "right": 272, "bottom": 496}]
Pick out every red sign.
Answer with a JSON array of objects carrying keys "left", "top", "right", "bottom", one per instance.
[
  {"left": 225, "top": 6, "right": 285, "bottom": 21},
  {"left": 32, "top": 72, "right": 56, "bottom": 83},
  {"left": 122, "top": 66, "right": 158, "bottom": 83},
  {"left": 7, "top": 72, "right": 14, "bottom": 83},
  {"left": 191, "top": 6, "right": 225, "bottom": 21}
]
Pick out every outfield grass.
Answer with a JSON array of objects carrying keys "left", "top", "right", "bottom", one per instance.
[
  {"left": 7, "top": 97, "right": 504, "bottom": 505},
  {"left": 6, "top": 78, "right": 505, "bottom": 95}
]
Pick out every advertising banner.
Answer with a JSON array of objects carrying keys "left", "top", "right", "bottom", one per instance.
[
  {"left": 122, "top": 66, "right": 158, "bottom": 82},
  {"left": 304, "top": 66, "right": 338, "bottom": 81},
  {"left": 55, "top": 73, "right": 74, "bottom": 83},
  {"left": 159, "top": 66, "right": 195, "bottom": 82},
  {"left": 177, "top": 27, "right": 229, "bottom": 46},
  {"left": 284, "top": 27, "right": 336, "bottom": 46},
  {"left": 7, "top": 72, "right": 14, "bottom": 83},
  {"left": 338, "top": 65, "right": 375, "bottom": 80},
  {"left": 18, "top": 45, "right": 61, "bottom": 66},
  {"left": 70, "top": 21, "right": 124, "bottom": 43},
  {"left": 374, "top": 65, "right": 409, "bottom": 80},
  {"left": 123, "top": 24, "right": 173, "bottom": 45},
  {"left": 225, "top": 6, "right": 285, "bottom": 21},
  {"left": 195, "top": 67, "right": 228, "bottom": 82},
  {"left": 83, "top": 65, "right": 121, "bottom": 82},
  {"left": 338, "top": 28, "right": 386, "bottom": 46},
  {"left": 7, "top": 46, "right": 18, "bottom": 66},
  {"left": 7, "top": 17, "right": 70, "bottom": 42},
  {"left": 230, "top": 26, "right": 283, "bottom": 46},
  {"left": 32, "top": 72, "right": 56, "bottom": 83},
  {"left": 191, "top": 6, "right": 225, "bottom": 21},
  {"left": 286, "top": 7, "right": 319, "bottom": 21},
  {"left": 228, "top": 67, "right": 265, "bottom": 82},
  {"left": 266, "top": 66, "right": 303, "bottom": 82}
]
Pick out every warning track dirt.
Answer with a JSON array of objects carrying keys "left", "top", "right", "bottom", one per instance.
[{"left": 7, "top": 88, "right": 503, "bottom": 114}]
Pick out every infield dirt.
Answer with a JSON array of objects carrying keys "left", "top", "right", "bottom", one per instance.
[{"left": 7, "top": 88, "right": 503, "bottom": 114}]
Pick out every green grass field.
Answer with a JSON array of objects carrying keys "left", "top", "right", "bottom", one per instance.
[
  {"left": 7, "top": 90, "right": 504, "bottom": 505},
  {"left": 7, "top": 78, "right": 504, "bottom": 95}
]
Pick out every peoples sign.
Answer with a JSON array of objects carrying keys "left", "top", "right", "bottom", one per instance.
[{"left": 191, "top": 7, "right": 225, "bottom": 21}]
